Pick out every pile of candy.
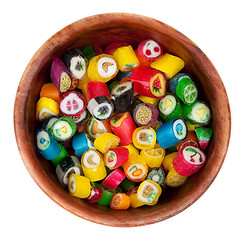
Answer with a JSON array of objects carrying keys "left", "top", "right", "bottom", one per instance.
[{"left": 35, "top": 39, "right": 213, "bottom": 209}]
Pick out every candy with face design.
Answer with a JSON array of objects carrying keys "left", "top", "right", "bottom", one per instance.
[{"left": 138, "top": 39, "right": 162, "bottom": 61}]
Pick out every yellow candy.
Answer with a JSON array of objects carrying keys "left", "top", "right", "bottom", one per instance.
[
  {"left": 76, "top": 74, "right": 91, "bottom": 101},
  {"left": 68, "top": 174, "right": 91, "bottom": 198},
  {"left": 36, "top": 97, "right": 59, "bottom": 121},
  {"left": 162, "top": 152, "right": 188, "bottom": 187},
  {"left": 137, "top": 180, "right": 162, "bottom": 206},
  {"left": 138, "top": 95, "right": 159, "bottom": 106},
  {"left": 87, "top": 54, "right": 118, "bottom": 82},
  {"left": 150, "top": 53, "right": 185, "bottom": 79},
  {"left": 128, "top": 188, "right": 145, "bottom": 208},
  {"left": 132, "top": 127, "right": 156, "bottom": 149},
  {"left": 112, "top": 45, "right": 140, "bottom": 72},
  {"left": 140, "top": 143, "right": 166, "bottom": 168},
  {"left": 186, "top": 122, "right": 201, "bottom": 131},
  {"left": 81, "top": 149, "right": 107, "bottom": 182},
  {"left": 94, "top": 133, "right": 120, "bottom": 154},
  {"left": 124, "top": 143, "right": 139, "bottom": 156}
]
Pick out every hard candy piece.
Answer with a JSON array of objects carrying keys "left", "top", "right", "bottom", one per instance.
[
  {"left": 127, "top": 187, "right": 145, "bottom": 208},
  {"left": 40, "top": 83, "right": 60, "bottom": 103},
  {"left": 102, "top": 168, "right": 126, "bottom": 190},
  {"left": 110, "top": 193, "right": 130, "bottom": 210},
  {"left": 176, "top": 130, "right": 199, "bottom": 151},
  {"left": 97, "top": 186, "right": 115, "bottom": 206},
  {"left": 147, "top": 167, "right": 166, "bottom": 189},
  {"left": 82, "top": 45, "right": 103, "bottom": 61},
  {"left": 87, "top": 187, "right": 103, "bottom": 203},
  {"left": 195, "top": 127, "right": 213, "bottom": 150},
  {"left": 94, "top": 133, "right": 120, "bottom": 154},
  {"left": 85, "top": 81, "right": 110, "bottom": 102},
  {"left": 51, "top": 144, "right": 70, "bottom": 167}
]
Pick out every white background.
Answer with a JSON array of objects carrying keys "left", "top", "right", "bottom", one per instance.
[{"left": 1, "top": 0, "right": 242, "bottom": 239}]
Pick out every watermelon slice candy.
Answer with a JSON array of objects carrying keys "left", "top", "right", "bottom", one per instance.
[{"left": 152, "top": 77, "right": 162, "bottom": 93}]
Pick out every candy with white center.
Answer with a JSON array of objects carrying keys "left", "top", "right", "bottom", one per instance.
[
  {"left": 50, "top": 58, "right": 72, "bottom": 93},
  {"left": 147, "top": 167, "right": 166, "bottom": 189},
  {"left": 36, "top": 129, "right": 61, "bottom": 160},
  {"left": 111, "top": 81, "right": 134, "bottom": 113},
  {"left": 59, "top": 91, "right": 86, "bottom": 116},
  {"left": 138, "top": 39, "right": 162, "bottom": 61},
  {"left": 87, "top": 96, "right": 114, "bottom": 121},
  {"left": 61, "top": 48, "right": 88, "bottom": 80},
  {"left": 156, "top": 118, "right": 188, "bottom": 149},
  {"left": 172, "top": 145, "right": 206, "bottom": 176},
  {"left": 42, "top": 116, "right": 58, "bottom": 131},
  {"left": 49, "top": 116, "right": 76, "bottom": 141},
  {"left": 56, "top": 156, "right": 82, "bottom": 186},
  {"left": 71, "top": 109, "right": 89, "bottom": 126}
]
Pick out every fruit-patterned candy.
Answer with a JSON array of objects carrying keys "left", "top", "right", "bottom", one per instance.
[
  {"left": 50, "top": 58, "right": 72, "bottom": 93},
  {"left": 138, "top": 39, "right": 162, "bottom": 61},
  {"left": 104, "top": 147, "right": 129, "bottom": 169},
  {"left": 59, "top": 91, "right": 86, "bottom": 116},
  {"left": 162, "top": 152, "right": 188, "bottom": 187},
  {"left": 168, "top": 73, "right": 198, "bottom": 105},
  {"left": 132, "top": 126, "right": 156, "bottom": 150},
  {"left": 40, "top": 83, "right": 60, "bottom": 103},
  {"left": 68, "top": 174, "right": 91, "bottom": 198},
  {"left": 130, "top": 67, "right": 167, "bottom": 98},
  {"left": 140, "top": 143, "right": 166, "bottom": 168},
  {"left": 137, "top": 180, "right": 162, "bottom": 206},
  {"left": 36, "top": 129, "right": 61, "bottom": 160},
  {"left": 156, "top": 118, "right": 188, "bottom": 149},
  {"left": 111, "top": 81, "right": 134, "bottom": 113},
  {"left": 176, "top": 130, "right": 199, "bottom": 151},
  {"left": 182, "top": 100, "right": 212, "bottom": 126},
  {"left": 147, "top": 167, "right": 166, "bottom": 189},
  {"left": 87, "top": 54, "right": 118, "bottom": 82},
  {"left": 195, "top": 127, "right": 213, "bottom": 150},
  {"left": 94, "top": 133, "right": 120, "bottom": 154},
  {"left": 87, "top": 187, "right": 103, "bottom": 203},
  {"left": 86, "top": 116, "right": 111, "bottom": 140},
  {"left": 81, "top": 149, "right": 107, "bottom": 182},
  {"left": 133, "top": 103, "right": 159, "bottom": 127},
  {"left": 172, "top": 145, "right": 206, "bottom": 177},
  {"left": 87, "top": 96, "right": 114, "bottom": 121},
  {"left": 110, "top": 193, "right": 130, "bottom": 210},
  {"left": 127, "top": 187, "right": 145, "bottom": 208},
  {"left": 158, "top": 93, "right": 182, "bottom": 122},
  {"left": 110, "top": 112, "right": 136, "bottom": 146},
  {"left": 49, "top": 116, "right": 76, "bottom": 141},
  {"left": 56, "top": 156, "right": 82, "bottom": 186},
  {"left": 97, "top": 186, "right": 116, "bottom": 206},
  {"left": 36, "top": 97, "right": 59, "bottom": 121},
  {"left": 82, "top": 45, "right": 103, "bottom": 61},
  {"left": 71, "top": 109, "right": 90, "bottom": 127},
  {"left": 102, "top": 168, "right": 126, "bottom": 190},
  {"left": 150, "top": 53, "right": 185, "bottom": 79},
  {"left": 85, "top": 81, "right": 110, "bottom": 102},
  {"left": 122, "top": 154, "right": 148, "bottom": 182},
  {"left": 61, "top": 48, "right": 88, "bottom": 81},
  {"left": 72, "top": 132, "right": 94, "bottom": 158}
]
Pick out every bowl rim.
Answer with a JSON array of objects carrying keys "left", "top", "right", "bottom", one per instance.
[{"left": 14, "top": 12, "right": 231, "bottom": 227}]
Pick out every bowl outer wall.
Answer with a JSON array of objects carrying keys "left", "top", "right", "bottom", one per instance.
[{"left": 14, "top": 13, "right": 231, "bottom": 227}]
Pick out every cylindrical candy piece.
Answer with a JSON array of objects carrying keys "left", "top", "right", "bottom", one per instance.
[
  {"left": 81, "top": 149, "right": 107, "bottom": 182},
  {"left": 137, "top": 180, "right": 162, "bottom": 206},
  {"left": 172, "top": 145, "right": 206, "bottom": 177},
  {"left": 158, "top": 93, "right": 182, "bottom": 122},
  {"left": 94, "top": 133, "right": 120, "bottom": 154},
  {"left": 87, "top": 54, "right": 118, "bottom": 82},
  {"left": 71, "top": 109, "right": 90, "bottom": 127},
  {"left": 133, "top": 103, "right": 159, "bottom": 127},
  {"left": 85, "top": 81, "right": 110, "bottom": 102},
  {"left": 82, "top": 45, "right": 103, "bottom": 61},
  {"left": 50, "top": 58, "right": 72, "bottom": 93},
  {"left": 110, "top": 193, "right": 130, "bottom": 210},
  {"left": 109, "top": 112, "right": 137, "bottom": 146},
  {"left": 59, "top": 91, "right": 86, "bottom": 116},
  {"left": 86, "top": 186, "right": 103, "bottom": 203},
  {"left": 122, "top": 154, "right": 148, "bottom": 182},
  {"left": 36, "top": 97, "right": 59, "bottom": 121},
  {"left": 168, "top": 73, "right": 198, "bottom": 105},
  {"left": 176, "top": 130, "right": 199, "bottom": 151},
  {"left": 150, "top": 53, "right": 185, "bottom": 79},
  {"left": 130, "top": 67, "right": 167, "bottom": 98},
  {"left": 104, "top": 147, "right": 129, "bottom": 169},
  {"left": 182, "top": 101, "right": 212, "bottom": 126},
  {"left": 195, "top": 127, "right": 213, "bottom": 150},
  {"left": 138, "top": 39, "right": 163, "bottom": 61},
  {"left": 156, "top": 118, "right": 188, "bottom": 149},
  {"left": 138, "top": 95, "right": 159, "bottom": 106},
  {"left": 36, "top": 129, "right": 61, "bottom": 160},
  {"left": 102, "top": 168, "right": 126, "bottom": 190},
  {"left": 68, "top": 174, "right": 91, "bottom": 198},
  {"left": 97, "top": 186, "right": 115, "bottom": 206},
  {"left": 124, "top": 143, "right": 139, "bottom": 156},
  {"left": 132, "top": 126, "right": 156, "bottom": 149},
  {"left": 72, "top": 132, "right": 94, "bottom": 158},
  {"left": 120, "top": 178, "right": 136, "bottom": 192},
  {"left": 51, "top": 143, "right": 70, "bottom": 167},
  {"left": 42, "top": 116, "right": 58, "bottom": 132},
  {"left": 87, "top": 96, "right": 114, "bottom": 121},
  {"left": 40, "top": 83, "right": 60, "bottom": 103},
  {"left": 127, "top": 187, "right": 145, "bottom": 208},
  {"left": 147, "top": 167, "right": 166, "bottom": 189},
  {"left": 49, "top": 116, "right": 76, "bottom": 141},
  {"left": 134, "top": 49, "right": 150, "bottom": 68},
  {"left": 86, "top": 116, "right": 111, "bottom": 140},
  {"left": 56, "top": 156, "right": 82, "bottom": 186},
  {"left": 111, "top": 81, "right": 134, "bottom": 113}
]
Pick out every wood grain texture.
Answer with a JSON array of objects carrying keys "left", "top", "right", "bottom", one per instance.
[{"left": 14, "top": 13, "right": 231, "bottom": 227}]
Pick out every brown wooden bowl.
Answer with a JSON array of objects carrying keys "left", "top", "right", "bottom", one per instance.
[{"left": 14, "top": 13, "right": 231, "bottom": 227}]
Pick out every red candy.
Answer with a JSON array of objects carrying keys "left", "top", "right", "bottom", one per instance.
[
  {"left": 102, "top": 168, "right": 126, "bottom": 189},
  {"left": 86, "top": 81, "right": 110, "bottom": 101},
  {"left": 138, "top": 39, "right": 162, "bottom": 61}
]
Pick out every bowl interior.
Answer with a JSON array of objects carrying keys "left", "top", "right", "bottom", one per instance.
[{"left": 14, "top": 13, "right": 231, "bottom": 227}]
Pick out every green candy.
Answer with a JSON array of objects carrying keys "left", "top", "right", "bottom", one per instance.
[
  {"left": 195, "top": 127, "right": 213, "bottom": 150},
  {"left": 81, "top": 45, "right": 98, "bottom": 61},
  {"left": 51, "top": 144, "right": 70, "bottom": 167},
  {"left": 97, "top": 186, "right": 115, "bottom": 206},
  {"left": 108, "top": 80, "right": 120, "bottom": 93},
  {"left": 120, "top": 177, "right": 136, "bottom": 192}
]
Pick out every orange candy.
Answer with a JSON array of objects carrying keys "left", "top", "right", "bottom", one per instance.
[
  {"left": 110, "top": 193, "right": 130, "bottom": 210},
  {"left": 40, "top": 83, "right": 60, "bottom": 103}
]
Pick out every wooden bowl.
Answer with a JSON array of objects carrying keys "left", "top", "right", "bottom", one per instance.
[{"left": 14, "top": 13, "right": 231, "bottom": 227}]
